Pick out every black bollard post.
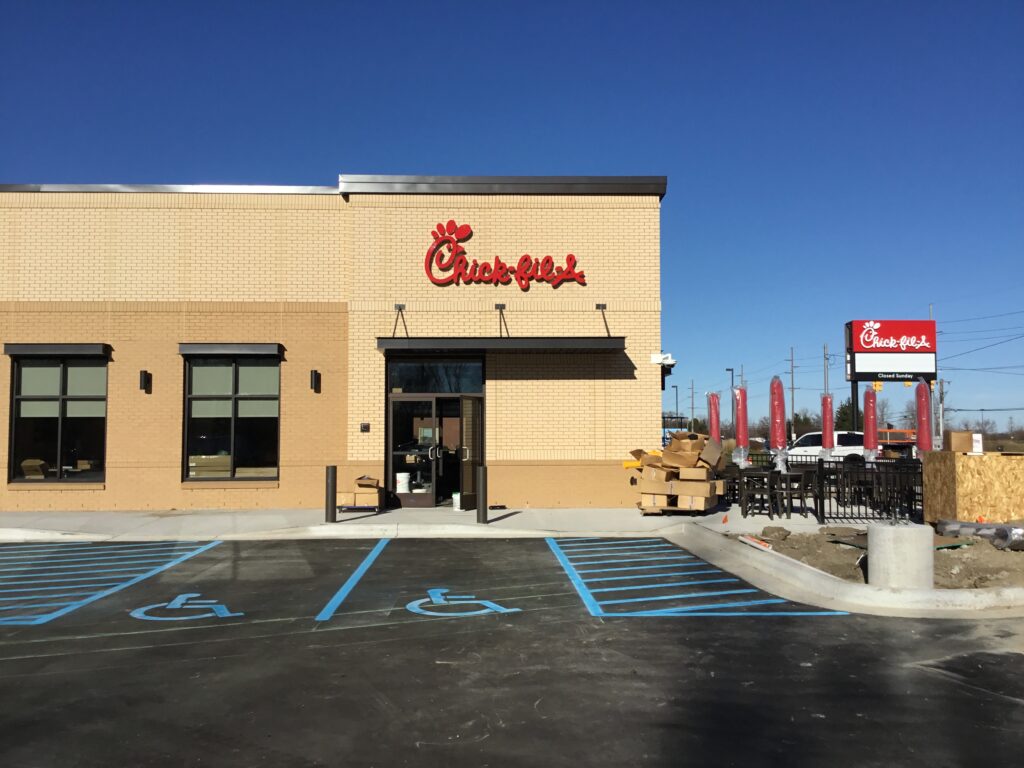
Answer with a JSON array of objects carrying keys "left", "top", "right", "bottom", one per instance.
[
  {"left": 476, "top": 465, "right": 488, "bottom": 524},
  {"left": 325, "top": 465, "right": 337, "bottom": 523}
]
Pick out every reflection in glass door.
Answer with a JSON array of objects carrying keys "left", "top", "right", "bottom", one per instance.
[
  {"left": 460, "top": 396, "right": 483, "bottom": 510},
  {"left": 390, "top": 400, "right": 437, "bottom": 507}
]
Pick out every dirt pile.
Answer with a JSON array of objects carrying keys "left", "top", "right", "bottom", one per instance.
[{"left": 752, "top": 526, "right": 1024, "bottom": 589}]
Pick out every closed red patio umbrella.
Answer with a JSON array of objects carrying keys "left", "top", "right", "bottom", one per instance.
[
  {"left": 707, "top": 392, "right": 721, "bottom": 444},
  {"left": 863, "top": 389, "right": 878, "bottom": 460},
  {"left": 769, "top": 376, "right": 787, "bottom": 451},
  {"left": 821, "top": 393, "right": 835, "bottom": 452},
  {"left": 733, "top": 386, "right": 750, "bottom": 467},
  {"left": 916, "top": 381, "right": 932, "bottom": 454}
]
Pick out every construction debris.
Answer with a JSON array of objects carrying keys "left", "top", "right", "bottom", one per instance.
[{"left": 625, "top": 432, "right": 725, "bottom": 515}]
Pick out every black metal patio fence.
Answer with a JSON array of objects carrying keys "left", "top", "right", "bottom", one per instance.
[{"left": 726, "top": 454, "right": 923, "bottom": 523}]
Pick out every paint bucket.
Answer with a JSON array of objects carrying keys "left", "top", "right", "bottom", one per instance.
[
  {"left": 452, "top": 491, "right": 462, "bottom": 511},
  {"left": 396, "top": 473, "right": 411, "bottom": 494}
]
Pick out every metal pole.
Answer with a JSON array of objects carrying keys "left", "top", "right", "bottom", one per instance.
[
  {"left": 476, "top": 466, "right": 488, "bottom": 524},
  {"left": 824, "top": 343, "right": 829, "bottom": 394},
  {"left": 790, "top": 346, "right": 796, "bottom": 441},
  {"left": 672, "top": 384, "right": 679, "bottom": 430},
  {"left": 851, "top": 380, "right": 860, "bottom": 432},
  {"left": 325, "top": 465, "right": 337, "bottom": 523},
  {"left": 690, "top": 379, "right": 695, "bottom": 432},
  {"left": 938, "top": 379, "right": 946, "bottom": 444},
  {"left": 726, "top": 368, "right": 735, "bottom": 438}
]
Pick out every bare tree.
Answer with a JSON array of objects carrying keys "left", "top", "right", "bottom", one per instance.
[
  {"left": 900, "top": 401, "right": 917, "bottom": 429},
  {"left": 876, "top": 398, "right": 892, "bottom": 428}
]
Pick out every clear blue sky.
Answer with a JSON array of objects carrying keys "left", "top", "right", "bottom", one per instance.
[{"left": 2, "top": 1, "right": 1022, "bottom": 428}]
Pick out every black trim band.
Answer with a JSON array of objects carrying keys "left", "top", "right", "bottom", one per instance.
[
  {"left": 178, "top": 343, "right": 284, "bottom": 357},
  {"left": 339, "top": 175, "right": 667, "bottom": 198},
  {"left": 4, "top": 343, "right": 112, "bottom": 358},
  {"left": 377, "top": 337, "right": 625, "bottom": 352}
]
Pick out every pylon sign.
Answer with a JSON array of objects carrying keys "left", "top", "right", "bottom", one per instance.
[{"left": 845, "top": 320, "right": 937, "bottom": 382}]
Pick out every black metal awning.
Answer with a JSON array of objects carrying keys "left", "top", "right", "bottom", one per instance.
[
  {"left": 4, "top": 343, "right": 112, "bottom": 358},
  {"left": 377, "top": 337, "right": 625, "bottom": 353}
]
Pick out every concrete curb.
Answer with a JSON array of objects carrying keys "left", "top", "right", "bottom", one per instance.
[
  {"left": 666, "top": 522, "right": 1024, "bottom": 619},
  {"left": 0, "top": 528, "right": 102, "bottom": 543}
]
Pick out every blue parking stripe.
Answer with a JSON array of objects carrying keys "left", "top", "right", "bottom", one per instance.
[
  {"left": 0, "top": 566, "right": 160, "bottom": 580},
  {"left": 0, "top": 601, "right": 78, "bottom": 612},
  {"left": 560, "top": 539, "right": 663, "bottom": 550},
  {"left": 547, "top": 537, "right": 847, "bottom": 618},
  {"left": 564, "top": 545, "right": 677, "bottom": 557},
  {"left": 0, "top": 582, "right": 120, "bottom": 594},
  {"left": 0, "top": 573, "right": 149, "bottom": 586},
  {"left": 0, "top": 541, "right": 222, "bottom": 626},
  {"left": 314, "top": 539, "right": 390, "bottom": 622},
  {"left": 556, "top": 537, "right": 605, "bottom": 543},
  {"left": 582, "top": 564, "right": 716, "bottom": 582},
  {"left": 598, "top": 587, "right": 754, "bottom": 606},
  {"left": 589, "top": 573, "right": 726, "bottom": 592},
  {"left": 0, "top": 556, "right": 183, "bottom": 573},
  {"left": 0, "top": 547, "right": 199, "bottom": 565},
  {"left": 546, "top": 538, "right": 603, "bottom": 617},
  {"left": 0, "top": 541, "right": 201, "bottom": 555},
  {"left": 577, "top": 562, "right": 695, "bottom": 574},
  {"left": 0, "top": 591, "right": 100, "bottom": 601},
  {"left": 571, "top": 555, "right": 693, "bottom": 567}
]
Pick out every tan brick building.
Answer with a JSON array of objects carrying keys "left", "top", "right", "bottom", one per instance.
[{"left": 0, "top": 176, "right": 667, "bottom": 513}]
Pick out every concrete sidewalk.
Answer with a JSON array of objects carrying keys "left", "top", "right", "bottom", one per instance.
[{"left": 0, "top": 505, "right": 712, "bottom": 542}]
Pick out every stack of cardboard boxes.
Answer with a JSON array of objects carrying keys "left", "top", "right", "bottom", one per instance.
[
  {"left": 625, "top": 432, "right": 726, "bottom": 514},
  {"left": 337, "top": 475, "right": 383, "bottom": 512}
]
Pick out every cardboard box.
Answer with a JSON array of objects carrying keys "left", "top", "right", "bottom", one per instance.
[
  {"left": 669, "top": 432, "right": 708, "bottom": 453},
  {"left": 641, "top": 493, "right": 676, "bottom": 508},
  {"left": 338, "top": 488, "right": 382, "bottom": 508},
  {"left": 660, "top": 450, "right": 700, "bottom": 469},
  {"left": 712, "top": 479, "right": 726, "bottom": 496},
  {"left": 638, "top": 479, "right": 715, "bottom": 497},
  {"left": 642, "top": 465, "right": 678, "bottom": 482},
  {"left": 355, "top": 475, "right": 380, "bottom": 488},
  {"left": 944, "top": 432, "right": 977, "bottom": 452},
  {"left": 675, "top": 466, "right": 711, "bottom": 481},
  {"left": 674, "top": 495, "right": 716, "bottom": 511},
  {"left": 697, "top": 441, "right": 723, "bottom": 470}
]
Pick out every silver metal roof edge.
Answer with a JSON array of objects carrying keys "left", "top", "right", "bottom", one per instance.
[
  {"left": 0, "top": 184, "right": 337, "bottom": 194},
  {"left": 338, "top": 175, "right": 667, "bottom": 198}
]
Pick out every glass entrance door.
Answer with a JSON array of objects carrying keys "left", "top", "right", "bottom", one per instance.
[
  {"left": 390, "top": 399, "right": 437, "bottom": 507},
  {"left": 460, "top": 396, "right": 483, "bottom": 511}
]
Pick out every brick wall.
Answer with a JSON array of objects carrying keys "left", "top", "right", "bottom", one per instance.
[{"left": 0, "top": 189, "right": 662, "bottom": 510}]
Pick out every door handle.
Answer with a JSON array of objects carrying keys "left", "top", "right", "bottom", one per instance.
[
  {"left": 462, "top": 446, "right": 469, "bottom": 461},
  {"left": 428, "top": 446, "right": 436, "bottom": 460}
]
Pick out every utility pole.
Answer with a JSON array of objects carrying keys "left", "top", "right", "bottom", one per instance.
[
  {"left": 690, "top": 379, "right": 695, "bottom": 432},
  {"left": 740, "top": 364, "right": 744, "bottom": 388},
  {"left": 823, "top": 343, "right": 829, "bottom": 394},
  {"left": 938, "top": 379, "right": 946, "bottom": 441},
  {"left": 725, "top": 367, "right": 735, "bottom": 438},
  {"left": 789, "top": 346, "right": 797, "bottom": 441},
  {"left": 672, "top": 384, "right": 679, "bottom": 430}
]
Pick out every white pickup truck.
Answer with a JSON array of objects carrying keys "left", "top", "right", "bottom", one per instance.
[{"left": 788, "top": 431, "right": 865, "bottom": 458}]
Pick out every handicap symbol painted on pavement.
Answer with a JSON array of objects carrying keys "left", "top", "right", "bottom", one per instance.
[
  {"left": 405, "top": 588, "right": 521, "bottom": 617},
  {"left": 130, "top": 593, "right": 244, "bottom": 622}
]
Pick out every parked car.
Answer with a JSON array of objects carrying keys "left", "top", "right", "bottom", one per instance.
[{"left": 788, "top": 431, "right": 865, "bottom": 458}]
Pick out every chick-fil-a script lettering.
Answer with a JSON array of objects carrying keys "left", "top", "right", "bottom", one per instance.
[{"left": 424, "top": 220, "right": 586, "bottom": 291}]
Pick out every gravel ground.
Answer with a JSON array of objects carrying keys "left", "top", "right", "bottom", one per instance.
[{"left": 750, "top": 525, "right": 1024, "bottom": 589}]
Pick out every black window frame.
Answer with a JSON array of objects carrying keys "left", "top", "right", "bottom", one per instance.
[
  {"left": 7, "top": 355, "right": 109, "bottom": 483},
  {"left": 182, "top": 354, "right": 282, "bottom": 482}
]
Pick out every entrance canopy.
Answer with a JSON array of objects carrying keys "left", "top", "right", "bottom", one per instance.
[{"left": 377, "top": 337, "right": 625, "bottom": 353}]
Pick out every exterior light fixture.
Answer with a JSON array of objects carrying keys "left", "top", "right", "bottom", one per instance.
[
  {"left": 139, "top": 370, "right": 152, "bottom": 394},
  {"left": 310, "top": 370, "right": 322, "bottom": 393},
  {"left": 596, "top": 303, "right": 607, "bottom": 310}
]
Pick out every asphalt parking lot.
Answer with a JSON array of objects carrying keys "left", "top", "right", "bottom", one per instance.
[{"left": 1, "top": 537, "right": 1023, "bottom": 766}]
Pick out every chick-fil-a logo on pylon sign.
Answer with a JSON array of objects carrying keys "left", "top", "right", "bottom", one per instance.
[
  {"left": 851, "top": 320, "right": 936, "bottom": 353},
  {"left": 424, "top": 219, "right": 586, "bottom": 291}
]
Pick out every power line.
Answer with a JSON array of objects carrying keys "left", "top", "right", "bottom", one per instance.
[
  {"left": 938, "top": 309, "right": 1024, "bottom": 325},
  {"left": 939, "top": 333, "right": 1024, "bottom": 362},
  {"left": 947, "top": 407, "right": 1024, "bottom": 413},
  {"left": 939, "top": 324, "right": 1024, "bottom": 336}
]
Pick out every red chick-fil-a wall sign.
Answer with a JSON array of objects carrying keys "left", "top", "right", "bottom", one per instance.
[{"left": 424, "top": 220, "right": 586, "bottom": 291}]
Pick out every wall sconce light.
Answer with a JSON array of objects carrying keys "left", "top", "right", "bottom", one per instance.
[
  {"left": 394, "top": 304, "right": 406, "bottom": 311},
  {"left": 310, "top": 370, "right": 322, "bottom": 394},
  {"left": 596, "top": 303, "right": 607, "bottom": 311},
  {"left": 139, "top": 370, "right": 152, "bottom": 394}
]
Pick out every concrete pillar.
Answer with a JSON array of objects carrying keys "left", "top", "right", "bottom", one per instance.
[{"left": 867, "top": 524, "right": 934, "bottom": 589}]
